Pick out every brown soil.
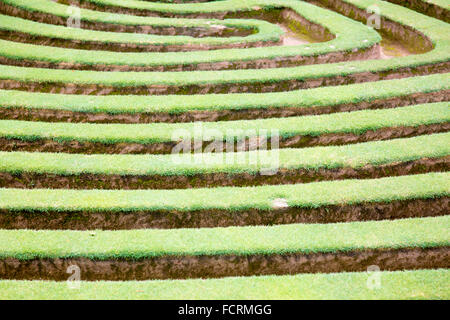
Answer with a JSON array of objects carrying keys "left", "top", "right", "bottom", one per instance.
[
  {"left": 0, "top": 247, "right": 448, "bottom": 281},
  {"left": 0, "top": 61, "right": 447, "bottom": 96},
  {"left": 0, "top": 157, "right": 448, "bottom": 190},
  {"left": 380, "top": 37, "right": 412, "bottom": 60},
  {"left": 1, "top": 123, "right": 448, "bottom": 155},
  {"left": 1, "top": 90, "right": 447, "bottom": 123},
  {"left": 384, "top": 0, "right": 450, "bottom": 23},
  {"left": 279, "top": 24, "right": 314, "bottom": 46},
  {"left": 0, "top": 197, "right": 447, "bottom": 230}
]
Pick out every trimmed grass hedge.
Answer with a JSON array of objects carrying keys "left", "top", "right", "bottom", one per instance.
[
  {"left": 0, "top": 0, "right": 379, "bottom": 66},
  {"left": 0, "top": 214, "right": 448, "bottom": 259},
  {"left": 0, "top": 74, "right": 448, "bottom": 114},
  {"left": 0, "top": 133, "right": 448, "bottom": 176},
  {"left": 0, "top": 13, "right": 284, "bottom": 46},
  {"left": 0, "top": 103, "right": 448, "bottom": 143},
  {"left": 0, "top": 0, "right": 447, "bottom": 86},
  {"left": 0, "top": 172, "right": 448, "bottom": 212},
  {"left": 1, "top": 269, "right": 449, "bottom": 300},
  {"left": 0, "top": 0, "right": 448, "bottom": 300}
]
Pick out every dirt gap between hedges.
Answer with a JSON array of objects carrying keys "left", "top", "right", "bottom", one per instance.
[
  {"left": 0, "top": 91, "right": 448, "bottom": 123},
  {"left": 1, "top": 123, "right": 448, "bottom": 154},
  {"left": 0, "top": 157, "right": 448, "bottom": 190},
  {"left": 0, "top": 247, "right": 448, "bottom": 281},
  {"left": 383, "top": 0, "right": 450, "bottom": 23},
  {"left": 0, "top": 197, "right": 448, "bottom": 230}
]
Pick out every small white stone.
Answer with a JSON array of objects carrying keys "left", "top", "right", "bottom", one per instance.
[{"left": 272, "top": 198, "right": 289, "bottom": 209}]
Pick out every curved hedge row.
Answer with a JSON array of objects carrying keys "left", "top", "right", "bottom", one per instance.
[{"left": 0, "top": 0, "right": 448, "bottom": 299}]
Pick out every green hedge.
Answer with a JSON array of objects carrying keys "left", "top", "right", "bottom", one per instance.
[
  {"left": 0, "top": 214, "right": 448, "bottom": 259},
  {"left": 0, "top": 0, "right": 447, "bottom": 86},
  {"left": 0, "top": 172, "right": 448, "bottom": 212},
  {"left": 0, "top": 133, "right": 448, "bottom": 175},
  {"left": 1, "top": 103, "right": 448, "bottom": 143},
  {"left": 0, "top": 0, "right": 379, "bottom": 66},
  {"left": 0, "top": 13, "right": 283, "bottom": 46},
  {"left": 0, "top": 74, "right": 447, "bottom": 113},
  {"left": 1, "top": 269, "right": 448, "bottom": 299}
]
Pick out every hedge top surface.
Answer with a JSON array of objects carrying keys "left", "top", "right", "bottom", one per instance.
[
  {"left": 0, "top": 14, "right": 284, "bottom": 46},
  {"left": 0, "top": 214, "right": 448, "bottom": 259},
  {"left": 0, "top": 172, "right": 448, "bottom": 212},
  {"left": 1, "top": 270, "right": 449, "bottom": 300},
  {"left": 0, "top": 73, "right": 447, "bottom": 114},
  {"left": 3, "top": 0, "right": 272, "bottom": 26},
  {"left": 424, "top": 0, "right": 450, "bottom": 8},
  {"left": 1, "top": 103, "right": 447, "bottom": 143},
  {"left": 0, "top": 0, "right": 448, "bottom": 86},
  {"left": 1, "top": 133, "right": 448, "bottom": 175},
  {"left": 0, "top": 0, "right": 379, "bottom": 66}
]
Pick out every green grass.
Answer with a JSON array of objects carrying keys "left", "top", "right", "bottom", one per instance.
[
  {"left": 0, "top": 13, "right": 284, "bottom": 46},
  {"left": 0, "top": 103, "right": 448, "bottom": 143},
  {"left": 0, "top": 73, "right": 448, "bottom": 114},
  {"left": 0, "top": 0, "right": 379, "bottom": 66},
  {"left": 0, "top": 0, "right": 447, "bottom": 86},
  {"left": 0, "top": 214, "right": 448, "bottom": 259},
  {"left": 0, "top": 133, "right": 448, "bottom": 175},
  {"left": 0, "top": 269, "right": 448, "bottom": 299},
  {"left": 0, "top": 172, "right": 448, "bottom": 212},
  {"left": 418, "top": 0, "right": 449, "bottom": 9}
]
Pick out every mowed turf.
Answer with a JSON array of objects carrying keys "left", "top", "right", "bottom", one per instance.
[
  {"left": 0, "top": 133, "right": 448, "bottom": 176},
  {"left": 0, "top": 214, "right": 448, "bottom": 260},
  {"left": 1, "top": 269, "right": 449, "bottom": 300},
  {"left": 0, "top": 0, "right": 448, "bottom": 300},
  {"left": 0, "top": 0, "right": 448, "bottom": 86},
  {"left": 0, "top": 74, "right": 448, "bottom": 114},
  {"left": 0, "top": 103, "right": 447, "bottom": 144},
  {"left": 0, "top": 0, "right": 379, "bottom": 65},
  {"left": 0, "top": 173, "right": 448, "bottom": 212},
  {"left": 0, "top": 13, "right": 285, "bottom": 46}
]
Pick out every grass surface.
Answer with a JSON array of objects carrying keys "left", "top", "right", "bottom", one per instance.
[
  {"left": 0, "top": 133, "right": 448, "bottom": 175},
  {"left": 0, "top": 172, "right": 448, "bottom": 212},
  {"left": 0, "top": 0, "right": 378, "bottom": 66},
  {"left": 0, "top": 13, "right": 284, "bottom": 46},
  {"left": 0, "top": 103, "right": 448, "bottom": 143},
  {"left": 0, "top": 0, "right": 448, "bottom": 86},
  {"left": 0, "top": 73, "right": 448, "bottom": 113},
  {"left": 424, "top": 0, "right": 450, "bottom": 7},
  {"left": 0, "top": 215, "right": 448, "bottom": 259},
  {"left": 0, "top": 269, "right": 448, "bottom": 299},
  {"left": 0, "top": 0, "right": 448, "bottom": 300}
]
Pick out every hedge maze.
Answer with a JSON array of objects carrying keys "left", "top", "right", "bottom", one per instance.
[{"left": 0, "top": 0, "right": 448, "bottom": 299}]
